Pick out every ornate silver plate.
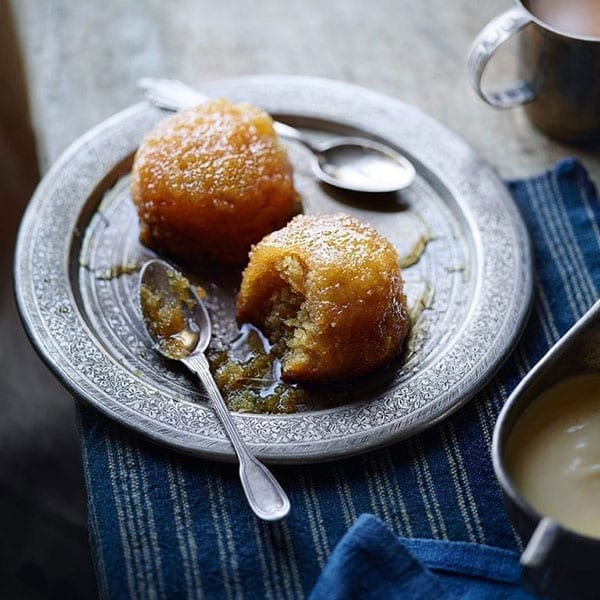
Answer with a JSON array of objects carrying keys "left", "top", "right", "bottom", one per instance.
[{"left": 15, "top": 76, "right": 532, "bottom": 463}]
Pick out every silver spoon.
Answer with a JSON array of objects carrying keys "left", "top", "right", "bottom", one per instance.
[
  {"left": 138, "top": 77, "right": 416, "bottom": 194},
  {"left": 139, "top": 259, "right": 290, "bottom": 521}
]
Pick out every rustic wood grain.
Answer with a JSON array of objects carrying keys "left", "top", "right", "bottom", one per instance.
[{"left": 10, "top": 0, "right": 600, "bottom": 179}]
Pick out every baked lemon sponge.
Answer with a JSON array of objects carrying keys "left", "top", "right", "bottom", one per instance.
[
  {"left": 236, "top": 213, "right": 410, "bottom": 383},
  {"left": 131, "top": 98, "right": 300, "bottom": 267}
]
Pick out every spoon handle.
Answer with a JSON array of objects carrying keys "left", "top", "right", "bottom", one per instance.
[
  {"left": 138, "top": 77, "right": 209, "bottom": 110},
  {"left": 182, "top": 352, "right": 291, "bottom": 521},
  {"left": 137, "top": 77, "right": 317, "bottom": 152}
]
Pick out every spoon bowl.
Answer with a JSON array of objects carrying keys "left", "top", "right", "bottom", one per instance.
[
  {"left": 314, "top": 136, "right": 416, "bottom": 193},
  {"left": 138, "top": 77, "right": 416, "bottom": 194},
  {"left": 139, "top": 259, "right": 291, "bottom": 521},
  {"left": 139, "top": 258, "right": 209, "bottom": 357}
]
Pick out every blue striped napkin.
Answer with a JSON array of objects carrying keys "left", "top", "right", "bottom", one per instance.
[{"left": 79, "top": 158, "right": 600, "bottom": 599}]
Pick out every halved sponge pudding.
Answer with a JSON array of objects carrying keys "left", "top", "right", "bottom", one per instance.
[{"left": 236, "top": 213, "right": 410, "bottom": 384}]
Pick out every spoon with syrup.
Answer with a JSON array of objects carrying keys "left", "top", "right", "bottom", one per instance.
[
  {"left": 138, "top": 77, "right": 416, "bottom": 194},
  {"left": 139, "top": 259, "right": 290, "bottom": 521}
]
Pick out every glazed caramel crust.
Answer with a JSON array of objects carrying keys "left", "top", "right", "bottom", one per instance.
[
  {"left": 237, "top": 213, "right": 410, "bottom": 383},
  {"left": 131, "top": 99, "right": 300, "bottom": 266}
]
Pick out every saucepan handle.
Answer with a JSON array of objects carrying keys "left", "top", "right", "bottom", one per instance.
[
  {"left": 520, "top": 517, "right": 560, "bottom": 595},
  {"left": 467, "top": 6, "right": 535, "bottom": 108}
]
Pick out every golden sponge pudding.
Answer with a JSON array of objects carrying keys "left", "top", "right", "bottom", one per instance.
[
  {"left": 131, "top": 99, "right": 300, "bottom": 267},
  {"left": 236, "top": 213, "right": 410, "bottom": 383}
]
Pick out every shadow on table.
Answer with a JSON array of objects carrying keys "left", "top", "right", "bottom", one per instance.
[{"left": 0, "top": 1, "right": 97, "bottom": 598}]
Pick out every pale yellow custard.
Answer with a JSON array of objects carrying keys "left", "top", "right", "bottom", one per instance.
[{"left": 506, "top": 373, "right": 600, "bottom": 538}]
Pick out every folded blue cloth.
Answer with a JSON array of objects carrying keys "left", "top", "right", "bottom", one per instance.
[
  {"left": 309, "top": 514, "right": 538, "bottom": 599},
  {"left": 78, "top": 158, "right": 600, "bottom": 599}
]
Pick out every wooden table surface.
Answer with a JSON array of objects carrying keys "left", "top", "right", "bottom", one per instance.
[
  {"left": 11, "top": 0, "right": 600, "bottom": 178},
  {"left": 3, "top": 1, "right": 599, "bottom": 598}
]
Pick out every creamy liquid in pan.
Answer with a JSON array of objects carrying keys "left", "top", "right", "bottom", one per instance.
[{"left": 506, "top": 373, "right": 600, "bottom": 538}]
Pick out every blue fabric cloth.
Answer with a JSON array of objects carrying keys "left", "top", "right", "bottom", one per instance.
[
  {"left": 308, "top": 514, "right": 538, "bottom": 599},
  {"left": 78, "top": 158, "right": 600, "bottom": 599}
]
